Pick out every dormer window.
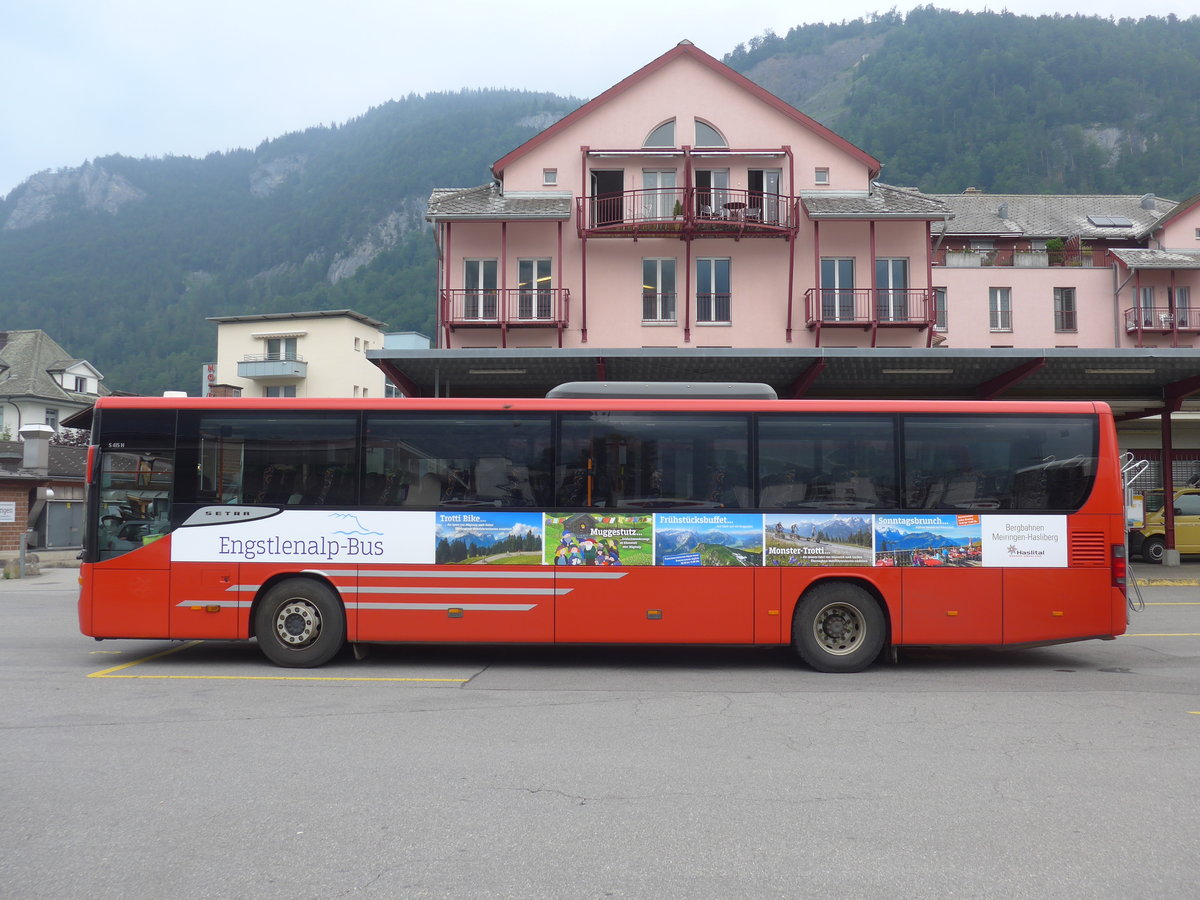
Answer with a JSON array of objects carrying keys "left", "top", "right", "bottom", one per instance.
[
  {"left": 694, "top": 120, "right": 727, "bottom": 148},
  {"left": 643, "top": 120, "right": 676, "bottom": 148}
]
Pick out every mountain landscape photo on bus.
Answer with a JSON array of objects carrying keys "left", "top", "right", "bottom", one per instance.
[
  {"left": 654, "top": 513, "right": 763, "bottom": 566},
  {"left": 434, "top": 512, "right": 542, "bottom": 564},
  {"left": 875, "top": 514, "right": 983, "bottom": 568},
  {"left": 764, "top": 514, "right": 874, "bottom": 567}
]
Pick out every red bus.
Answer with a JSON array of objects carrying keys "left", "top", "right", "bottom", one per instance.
[{"left": 77, "top": 384, "right": 1128, "bottom": 672}]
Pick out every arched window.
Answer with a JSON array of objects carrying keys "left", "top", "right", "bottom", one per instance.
[
  {"left": 695, "top": 120, "right": 727, "bottom": 148},
  {"left": 643, "top": 120, "right": 676, "bottom": 148}
]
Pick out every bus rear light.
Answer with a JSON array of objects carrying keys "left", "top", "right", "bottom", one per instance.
[{"left": 1111, "top": 544, "right": 1127, "bottom": 589}]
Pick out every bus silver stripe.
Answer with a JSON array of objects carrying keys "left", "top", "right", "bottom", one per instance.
[
  {"left": 225, "top": 585, "right": 568, "bottom": 596},
  {"left": 348, "top": 603, "right": 537, "bottom": 612}
]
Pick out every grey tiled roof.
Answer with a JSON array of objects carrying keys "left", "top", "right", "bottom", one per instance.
[
  {"left": 1110, "top": 249, "right": 1200, "bottom": 269},
  {"left": 427, "top": 184, "right": 573, "bottom": 221},
  {"left": 929, "top": 192, "right": 1176, "bottom": 239},
  {"left": 0, "top": 330, "right": 108, "bottom": 402},
  {"left": 801, "top": 183, "right": 948, "bottom": 220}
]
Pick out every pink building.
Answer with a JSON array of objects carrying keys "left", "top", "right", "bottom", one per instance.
[{"left": 425, "top": 41, "right": 1200, "bottom": 356}]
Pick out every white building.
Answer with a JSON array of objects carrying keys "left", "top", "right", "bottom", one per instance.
[{"left": 207, "top": 310, "right": 388, "bottom": 398}]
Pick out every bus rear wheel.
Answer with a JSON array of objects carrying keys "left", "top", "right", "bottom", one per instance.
[
  {"left": 792, "top": 583, "right": 885, "bottom": 673},
  {"left": 254, "top": 579, "right": 345, "bottom": 668}
]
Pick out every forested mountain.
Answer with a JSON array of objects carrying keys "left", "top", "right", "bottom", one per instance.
[
  {"left": 729, "top": 8, "right": 1200, "bottom": 194},
  {"left": 2, "top": 8, "right": 1199, "bottom": 396},
  {"left": 0, "top": 91, "right": 578, "bottom": 394}
]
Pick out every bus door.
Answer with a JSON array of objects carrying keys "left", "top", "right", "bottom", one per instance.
[{"left": 86, "top": 428, "right": 176, "bottom": 639}]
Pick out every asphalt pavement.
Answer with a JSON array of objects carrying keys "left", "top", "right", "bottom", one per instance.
[{"left": 1, "top": 565, "right": 1197, "bottom": 899}]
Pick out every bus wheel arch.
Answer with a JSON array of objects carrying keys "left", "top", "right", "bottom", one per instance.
[
  {"left": 790, "top": 579, "right": 888, "bottom": 673},
  {"left": 251, "top": 575, "right": 346, "bottom": 668}
]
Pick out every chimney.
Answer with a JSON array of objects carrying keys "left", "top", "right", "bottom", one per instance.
[
  {"left": 963, "top": 187, "right": 982, "bottom": 194},
  {"left": 1140, "top": 193, "right": 1156, "bottom": 210},
  {"left": 997, "top": 203, "right": 1009, "bottom": 219},
  {"left": 19, "top": 424, "right": 54, "bottom": 475}
]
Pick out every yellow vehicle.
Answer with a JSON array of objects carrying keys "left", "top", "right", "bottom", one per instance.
[{"left": 1129, "top": 487, "right": 1200, "bottom": 563}]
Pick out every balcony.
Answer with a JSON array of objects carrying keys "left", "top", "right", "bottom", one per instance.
[
  {"left": 935, "top": 247, "right": 1107, "bottom": 268},
  {"left": 442, "top": 288, "right": 570, "bottom": 347},
  {"left": 577, "top": 188, "right": 797, "bottom": 240},
  {"left": 803, "top": 289, "right": 935, "bottom": 347},
  {"left": 1124, "top": 306, "right": 1200, "bottom": 346},
  {"left": 238, "top": 354, "right": 307, "bottom": 379}
]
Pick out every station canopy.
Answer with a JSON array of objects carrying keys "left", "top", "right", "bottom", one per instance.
[{"left": 368, "top": 347, "right": 1200, "bottom": 419}]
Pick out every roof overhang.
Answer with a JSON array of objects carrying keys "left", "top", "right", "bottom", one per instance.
[{"left": 367, "top": 347, "right": 1200, "bottom": 419}]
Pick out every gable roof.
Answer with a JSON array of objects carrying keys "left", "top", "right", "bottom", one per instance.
[
  {"left": 0, "top": 330, "right": 108, "bottom": 404},
  {"left": 491, "top": 41, "right": 880, "bottom": 179},
  {"left": 1138, "top": 188, "right": 1200, "bottom": 239}
]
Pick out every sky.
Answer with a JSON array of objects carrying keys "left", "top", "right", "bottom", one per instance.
[{"left": 2, "top": 0, "right": 1196, "bottom": 198}]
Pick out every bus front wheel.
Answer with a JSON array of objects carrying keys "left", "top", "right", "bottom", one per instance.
[
  {"left": 254, "top": 579, "right": 345, "bottom": 668},
  {"left": 792, "top": 583, "right": 885, "bottom": 673}
]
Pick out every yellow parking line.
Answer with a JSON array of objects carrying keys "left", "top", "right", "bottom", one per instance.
[
  {"left": 95, "top": 674, "right": 469, "bottom": 682},
  {"left": 87, "top": 641, "right": 203, "bottom": 677},
  {"left": 1143, "top": 602, "right": 1200, "bottom": 605},
  {"left": 1127, "top": 633, "right": 1200, "bottom": 637},
  {"left": 87, "top": 641, "right": 467, "bottom": 682}
]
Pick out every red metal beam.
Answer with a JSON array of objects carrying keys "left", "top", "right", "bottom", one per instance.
[
  {"left": 789, "top": 360, "right": 826, "bottom": 398},
  {"left": 373, "top": 359, "right": 421, "bottom": 398},
  {"left": 976, "top": 358, "right": 1046, "bottom": 400}
]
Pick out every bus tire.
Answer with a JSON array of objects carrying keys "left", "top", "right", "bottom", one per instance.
[
  {"left": 254, "top": 579, "right": 345, "bottom": 668},
  {"left": 1140, "top": 537, "right": 1165, "bottom": 565},
  {"left": 792, "top": 582, "right": 885, "bottom": 673}
]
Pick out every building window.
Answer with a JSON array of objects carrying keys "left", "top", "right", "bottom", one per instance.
[
  {"left": 266, "top": 337, "right": 298, "bottom": 361},
  {"left": 989, "top": 287, "right": 1012, "bottom": 331},
  {"left": 875, "top": 258, "right": 909, "bottom": 322},
  {"left": 642, "top": 169, "right": 679, "bottom": 220},
  {"left": 1136, "top": 286, "right": 1156, "bottom": 327},
  {"left": 543, "top": 168, "right": 558, "bottom": 186},
  {"left": 820, "top": 258, "right": 856, "bottom": 321},
  {"left": 384, "top": 383, "right": 402, "bottom": 398},
  {"left": 74, "top": 375, "right": 89, "bottom": 392},
  {"left": 694, "top": 168, "right": 729, "bottom": 216},
  {"left": 814, "top": 167, "right": 830, "bottom": 185},
  {"left": 694, "top": 120, "right": 727, "bottom": 148},
  {"left": 643, "top": 120, "right": 676, "bottom": 148},
  {"left": 696, "top": 258, "right": 731, "bottom": 323},
  {"left": 642, "top": 258, "right": 676, "bottom": 323},
  {"left": 264, "top": 386, "right": 297, "bottom": 398},
  {"left": 463, "top": 259, "right": 499, "bottom": 320},
  {"left": 45, "top": 409, "right": 59, "bottom": 431},
  {"left": 354, "top": 337, "right": 361, "bottom": 351},
  {"left": 517, "top": 258, "right": 553, "bottom": 319},
  {"left": 1054, "top": 287, "right": 1077, "bottom": 332},
  {"left": 1171, "top": 286, "right": 1192, "bottom": 328},
  {"left": 934, "top": 287, "right": 948, "bottom": 331}
]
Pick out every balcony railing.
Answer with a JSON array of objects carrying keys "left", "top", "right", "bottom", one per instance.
[
  {"left": 578, "top": 188, "right": 797, "bottom": 238},
  {"left": 935, "top": 248, "right": 1107, "bottom": 268},
  {"left": 442, "top": 288, "right": 570, "bottom": 329},
  {"left": 1124, "top": 306, "right": 1200, "bottom": 333},
  {"left": 804, "top": 289, "right": 933, "bottom": 327},
  {"left": 237, "top": 354, "right": 307, "bottom": 379}
]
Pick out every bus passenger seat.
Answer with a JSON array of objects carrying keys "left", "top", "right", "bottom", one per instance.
[{"left": 406, "top": 473, "right": 443, "bottom": 506}]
